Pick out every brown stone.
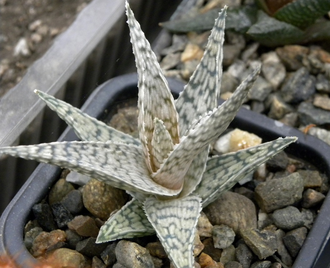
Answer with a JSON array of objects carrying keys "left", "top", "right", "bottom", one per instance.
[
  {"left": 44, "top": 248, "right": 87, "bottom": 268},
  {"left": 48, "top": 178, "right": 74, "bottom": 205},
  {"left": 82, "top": 178, "right": 128, "bottom": 220},
  {"left": 204, "top": 191, "right": 257, "bottom": 235},
  {"left": 68, "top": 215, "right": 99, "bottom": 238},
  {"left": 31, "top": 229, "right": 66, "bottom": 257}
]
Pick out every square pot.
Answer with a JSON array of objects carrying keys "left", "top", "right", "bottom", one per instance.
[{"left": 0, "top": 73, "right": 330, "bottom": 267}]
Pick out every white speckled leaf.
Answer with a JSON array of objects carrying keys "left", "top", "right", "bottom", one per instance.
[
  {"left": 35, "top": 90, "right": 139, "bottom": 145},
  {"left": 151, "top": 118, "right": 174, "bottom": 172},
  {"left": 0, "top": 141, "right": 181, "bottom": 196},
  {"left": 126, "top": 2, "right": 179, "bottom": 173},
  {"left": 175, "top": 7, "right": 226, "bottom": 136},
  {"left": 153, "top": 67, "right": 260, "bottom": 189},
  {"left": 177, "top": 7, "right": 226, "bottom": 197},
  {"left": 196, "top": 137, "right": 297, "bottom": 207},
  {"left": 97, "top": 199, "right": 154, "bottom": 242},
  {"left": 144, "top": 195, "right": 202, "bottom": 268}
]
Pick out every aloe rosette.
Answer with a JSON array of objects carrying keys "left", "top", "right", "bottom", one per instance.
[{"left": 0, "top": 2, "right": 297, "bottom": 267}]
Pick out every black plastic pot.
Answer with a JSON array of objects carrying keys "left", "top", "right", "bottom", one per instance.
[{"left": 0, "top": 73, "right": 330, "bottom": 268}]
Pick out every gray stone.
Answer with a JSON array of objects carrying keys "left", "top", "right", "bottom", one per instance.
[
  {"left": 51, "top": 202, "right": 73, "bottom": 228},
  {"left": 272, "top": 206, "right": 304, "bottom": 230},
  {"left": 49, "top": 178, "right": 75, "bottom": 205},
  {"left": 281, "top": 68, "right": 316, "bottom": 103},
  {"left": 275, "top": 229, "right": 293, "bottom": 266},
  {"left": 307, "top": 126, "right": 330, "bottom": 146},
  {"left": 298, "top": 102, "right": 330, "bottom": 125},
  {"left": 302, "top": 189, "right": 325, "bottom": 208},
  {"left": 255, "top": 172, "right": 304, "bottom": 213},
  {"left": 213, "top": 224, "right": 236, "bottom": 249},
  {"left": 301, "top": 208, "right": 315, "bottom": 229},
  {"left": 266, "top": 150, "right": 289, "bottom": 171},
  {"left": 61, "top": 189, "right": 84, "bottom": 215},
  {"left": 65, "top": 229, "right": 83, "bottom": 249},
  {"left": 240, "top": 228, "right": 277, "bottom": 259},
  {"left": 235, "top": 243, "right": 253, "bottom": 268},
  {"left": 76, "top": 237, "right": 108, "bottom": 257},
  {"left": 32, "top": 203, "right": 57, "bottom": 231},
  {"left": 115, "top": 240, "right": 155, "bottom": 268},
  {"left": 261, "top": 51, "right": 286, "bottom": 89},
  {"left": 227, "top": 60, "right": 246, "bottom": 80},
  {"left": 160, "top": 34, "right": 187, "bottom": 56},
  {"left": 204, "top": 191, "right": 257, "bottom": 235},
  {"left": 160, "top": 53, "right": 181, "bottom": 70},
  {"left": 100, "top": 243, "right": 117, "bottom": 267},
  {"left": 297, "top": 170, "right": 323, "bottom": 188},
  {"left": 251, "top": 101, "right": 265, "bottom": 113},
  {"left": 223, "top": 44, "right": 242, "bottom": 66},
  {"left": 221, "top": 72, "right": 239, "bottom": 93},
  {"left": 267, "top": 93, "right": 293, "bottom": 120},
  {"left": 24, "top": 226, "right": 43, "bottom": 251},
  {"left": 283, "top": 227, "right": 308, "bottom": 258},
  {"left": 248, "top": 76, "right": 272, "bottom": 102},
  {"left": 66, "top": 171, "right": 91, "bottom": 186},
  {"left": 225, "top": 261, "right": 243, "bottom": 268},
  {"left": 316, "top": 73, "right": 330, "bottom": 93},
  {"left": 220, "top": 245, "right": 236, "bottom": 265},
  {"left": 279, "top": 112, "right": 299, "bottom": 127},
  {"left": 68, "top": 215, "right": 99, "bottom": 238},
  {"left": 250, "top": 261, "right": 272, "bottom": 268}
]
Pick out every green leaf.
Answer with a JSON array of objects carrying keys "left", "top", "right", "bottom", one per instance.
[
  {"left": 161, "top": 6, "right": 257, "bottom": 34},
  {"left": 144, "top": 195, "right": 202, "bottom": 268},
  {"left": 175, "top": 7, "right": 226, "bottom": 197},
  {"left": 97, "top": 199, "right": 154, "bottom": 242},
  {"left": 150, "top": 118, "right": 174, "bottom": 171},
  {"left": 0, "top": 141, "right": 181, "bottom": 196},
  {"left": 247, "top": 10, "right": 305, "bottom": 46},
  {"left": 194, "top": 137, "right": 297, "bottom": 207},
  {"left": 175, "top": 7, "right": 225, "bottom": 136},
  {"left": 35, "top": 90, "right": 140, "bottom": 145},
  {"left": 303, "top": 20, "right": 330, "bottom": 42},
  {"left": 274, "top": 0, "right": 330, "bottom": 29},
  {"left": 153, "top": 67, "right": 260, "bottom": 189},
  {"left": 126, "top": 1, "right": 180, "bottom": 174}
]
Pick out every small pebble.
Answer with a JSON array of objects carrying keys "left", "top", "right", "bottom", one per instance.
[
  {"left": 115, "top": 240, "right": 154, "bottom": 268},
  {"left": 240, "top": 228, "right": 277, "bottom": 260},
  {"left": 51, "top": 202, "right": 74, "bottom": 228},
  {"left": 272, "top": 206, "right": 304, "bottom": 230},
  {"left": 48, "top": 178, "right": 75, "bottom": 205},
  {"left": 82, "top": 178, "right": 128, "bottom": 220},
  {"left": 250, "top": 261, "right": 271, "bottom": 268},
  {"left": 44, "top": 248, "right": 87, "bottom": 268},
  {"left": 76, "top": 237, "right": 108, "bottom": 257},
  {"left": 197, "top": 212, "right": 213, "bottom": 237},
  {"left": 31, "top": 229, "right": 66, "bottom": 257},
  {"left": 224, "top": 261, "right": 243, "bottom": 268},
  {"left": 61, "top": 189, "right": 84, "bottom": 215},
  {"left": 204, "top": 191, "right": 257, "bottom": 235},
  {"left": 275, "top": 229, "right": 293, "bottom": 266},
  {"left": 213, "top": 225, "right": 235, "bottom": 249},
  {"left": 283, "top": 227, "right": 308, "bottom": 258},
  {"left": 255, "top": 172, "right": 304, "bottom": 213},
  {"left": 68, "top": 215, "right": 99, "bottom": 238},
  {"left": 302, "top": 189, "right": 325, "bottom": 208},
  {"left": 32, "top": 203, "right": 57, "bottom": 231},
  {"left": 100, "top": 243, "right": 117, "bottom": 266},
  {"left": 13, "top": 38, "right": 31, "bottom": 57},
  {"left": 298, "top": 102, "right": 330, "bottom": 125},
  {"left": 235, "top": 242, "right": 253, "bottom": 268}
]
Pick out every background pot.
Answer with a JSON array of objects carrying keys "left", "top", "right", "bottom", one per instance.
[{"left": 0, "top": 73, "right": 330, "bottom": 267}]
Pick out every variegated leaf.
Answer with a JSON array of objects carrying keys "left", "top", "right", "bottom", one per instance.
[
  {"left": 176, "top": 7, "right": 227, "bottom": 197},
  {"left": 144, "top": 195, "right": 202, "bottom": 268},
  {"left": 150, "top": 118, "right": 174, "bottom": 172},
  {"left": 0, "top": 141, "right": 181, "bottom": 196},
  {"left": 175, "top": 7, "right": 226, "bottom": 136},
  {"left": 97, "top": 199, "right": 154, "bottom": 242},
  {"left": 196, "top": 136, "right": 297, "bottom": 207},
  {"left": 35, "top": 90, "right": 139, "bottom": 145},
  {"left": 126, "top": 2, "right": 180, "bottom": 173},
  {"left": 153, "top": 67, "right": 260, "bottom": 189}
]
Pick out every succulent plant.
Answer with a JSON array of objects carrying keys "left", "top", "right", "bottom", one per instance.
[
  {"left": 161, "top": 0, "right": 330, "bottom": 46},
  {"left": 0, "top": 2, "right": 297, "bottom": 267}
]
